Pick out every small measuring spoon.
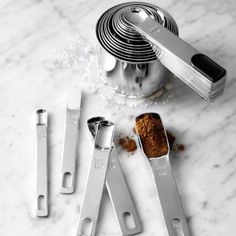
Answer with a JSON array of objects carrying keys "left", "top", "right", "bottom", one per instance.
[
  {"left": 60, "top": 88, "right": 82, "bottom": 194},
  {"left": 135, "top": 113, "right": 190, "bottom": 236},
  {"left": 87, "top": 117, "right": 142, "bottom": 236},
  {"left": 36, "top": 109, "right": 48, "bottom": 217},
  {"left": 76, "top": 120, "right": 115, "bottom": 236}
]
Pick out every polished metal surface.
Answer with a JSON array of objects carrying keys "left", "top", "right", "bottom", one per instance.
[
  {"left": 135, "top": 113, "right": 190, "bottom": 236},
  {"left": 36, "top": 109, "right": 48, "bottom": 217},
  {"left": 87, "top": 117, "right": 142, "bottom": 235},
  {"left": 124, "top": 8, "right": 226, "bottom": 101},
  {"left": 97, "top": 2, "right": 226, "bottom": 100},
  {"left": 76, "top": 121, "right": 115, "bottom": 236},
  {"left": 60, "top": 89, "right": 82, "bottom": 194},
  {"left": 96, "top": 2, "right": 179, "bottom": 97}
]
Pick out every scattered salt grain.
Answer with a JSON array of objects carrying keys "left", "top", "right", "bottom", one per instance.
[{"left": 49, "top": 35, "right": 179, "bottom": 112}]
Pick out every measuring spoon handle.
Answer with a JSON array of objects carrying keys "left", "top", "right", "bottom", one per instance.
[
  {"left": 76, "top": 121, "right": 114, "bottom": 236},
  {"left": 106, "top": 148, "right": 142, "bottom": 235},
  {"left": 150, "top": 157, "right": 190, "bottom": 236}
]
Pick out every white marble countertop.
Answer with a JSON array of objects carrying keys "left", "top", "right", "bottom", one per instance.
[{"left": 0, "top": 0, "right": 236, "bottom": 235}]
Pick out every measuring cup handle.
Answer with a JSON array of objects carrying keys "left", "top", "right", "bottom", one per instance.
[{"left": 124, "top": 10, "right": 226, "bottom": 101}]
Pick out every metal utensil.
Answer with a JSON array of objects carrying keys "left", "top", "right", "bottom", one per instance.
[
  {"left": 135, "top": 113, "right": 190, "bottom": 236},
  {"left": 36, "top": 109, "right": 48, "bottom": 217},
  {"left": 124, "top": 7, "right": 226, "bottom": 101},
  {"left": 60, "top": 88, "right": 82, "bottom": 194},
  {"left": 87, "top": 117, "right": 142, "bottom": 235},
  {"left": 76, "top": 121, "right": 115, "bottom": 236},
  {"left": 96, "top": 2, "right": 179, "bottom": 98}
]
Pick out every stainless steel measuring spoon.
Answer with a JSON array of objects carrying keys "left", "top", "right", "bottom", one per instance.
[
  {"left": 36, "top": 109, "right": 48, "bottom": 217},
  {"left": 87, "top": 117, "right": 142, "bottom": 235},
  {"left": 60, "top": 88, "right": 82, "bottom": 194},
  {"left": 135, "top": 113, "right": 190, "bottom": 236},
  {"left": 76, "top": 120, "right": 115, "bottom": 236}
]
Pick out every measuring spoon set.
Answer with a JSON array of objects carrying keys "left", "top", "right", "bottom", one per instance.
[
  {"left": 35, "top": 88, "right": 82, "bottom": 217},
  {"left": 35, "top": 89, "right": 142, "bottom": 236},
  {"left": 35, "top": 89, "right": 190, "bottom": 236}
]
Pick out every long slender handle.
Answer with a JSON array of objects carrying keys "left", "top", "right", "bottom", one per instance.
[
  {"left": 36, "top": 110, "right": 48, "bottom": 217},
  {"left": 124, "top": 10, "right": 226, "bottom": 101},
  {"left": 76, "top": 121, "right": 114, "bottom": 236},
  {"left": 106, "top": 148, "right": 142, "bottom": 235},
  {"left": 60, "top": 88, "right": 81, "bottom": 193},
  {"left": 60, "top": 109, "right": 80, "bottom": 193},
  {"left": 76, "top": 149, "right": 111, "bottom": 236},
  {"left": 150, "top": 157, "right": 190, "bottom": 236},
  {"left": 87, "top": 117, "right": 142, "bottom": 235}
]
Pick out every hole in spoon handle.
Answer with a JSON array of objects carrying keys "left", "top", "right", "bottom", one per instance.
[
  {"left": 123, "top": 212, "right": 136, "bottom": 230},
  {"left": 172, "top": 218, "right": 185, "bottom": 236}
]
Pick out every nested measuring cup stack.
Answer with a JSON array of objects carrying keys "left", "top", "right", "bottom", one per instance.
[{"left": 96, "top": 2, "right": 226, "bottom": 101}]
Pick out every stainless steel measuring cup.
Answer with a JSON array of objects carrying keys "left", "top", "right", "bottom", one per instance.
[
  {"left": 96, "top": 2, "right": 179, "bottom": 98},
  {"left": 96, "top": 2, "right": 226, "bottom": 101}
]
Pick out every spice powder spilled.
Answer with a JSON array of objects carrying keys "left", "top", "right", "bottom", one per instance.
[
  {"left": 135, "top": 113, "right": 168, "bottom": 158},
  {"left": 119, "top": 136, "right": 137, "bottom": 153},
  {"left": 166, "top": 130, "right": 176, "bottom": 149},
  {"left": 166, "top": 130, "right": 185, "bottom": 152}
]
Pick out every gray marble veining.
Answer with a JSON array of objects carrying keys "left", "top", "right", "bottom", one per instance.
[{"left": 0, "top": 0, "right": 236, "bottom": 236}]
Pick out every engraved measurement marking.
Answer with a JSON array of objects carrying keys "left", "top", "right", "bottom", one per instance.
[
  {"left": 156, "top": 164, "right": 168, "bottom": 177},
  {"left": 149, "top": 25, "right": 160, "bottom": 35},
  {"left": 109, "top": 160, "right": 116, "bottom": 170},
  {"left": 38, "top": 134, "right": 47, "bottom": 140},
  {"left": 66, "top": 113, "right": 78, "bottom": 125},
  {"left": 94, "top": 158, "right": 105, "bottom": 169}
]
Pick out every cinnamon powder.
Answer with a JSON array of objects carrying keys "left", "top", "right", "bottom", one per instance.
[
  {"left": 119, "top": 136, "right": 137, "bottom": 153},
  {"left": 166, "top": 130, "right": 176, "bottom": 149},
  {"left": 177, "top": 144, "right": 185, "bottom": 151},
  {"left": 135, "top": 113, "right": 168, "bottom": 158},
  {"left": 166, "top": 130, "right": 185, "bottom": 152}
]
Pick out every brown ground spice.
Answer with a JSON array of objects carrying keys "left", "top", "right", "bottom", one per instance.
[
  {"left": 166, "top": 130, "right": 185, "bottom": 152},
  {"left": 166, "top": 130, "right": 176, "bottom": 149},
  {"left": 119, "top": 136, "right": 137, "bottom": 153},
  {"left": 177, "top": 144, "right": 185, "bottom": 151},
  {"left": 135, "top": 113, "right": 168, "bottom": 158}
]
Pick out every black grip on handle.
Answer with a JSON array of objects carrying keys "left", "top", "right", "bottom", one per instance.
[{"left": 191, "top": 54, "right": 226, "bottom": 83}]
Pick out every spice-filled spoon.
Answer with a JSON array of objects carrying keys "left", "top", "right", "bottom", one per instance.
[{"left": 135, "top": 113, "right": 190, "bottom": 236}]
